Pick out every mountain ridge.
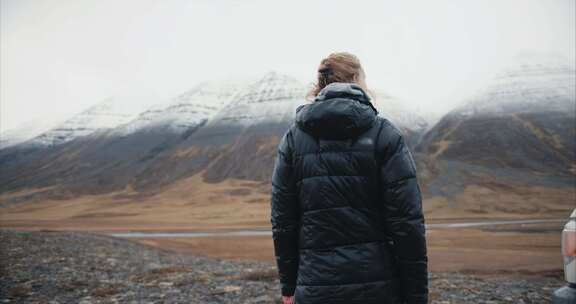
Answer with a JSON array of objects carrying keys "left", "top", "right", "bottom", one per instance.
[{"left": 1, "top": 58, "right": 573, "bottom": 215}]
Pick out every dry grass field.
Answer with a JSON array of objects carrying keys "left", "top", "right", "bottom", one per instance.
[
  {"left": 1, "top": 173, "right": 573, "bottom": 231},
  {"left": 133, "top": 224, "right": 564, "bottom": 276},
  {"left": 1, "top": 173, "right": 573, "bottom": 277}
]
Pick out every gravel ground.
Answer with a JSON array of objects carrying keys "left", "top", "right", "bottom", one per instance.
[{"left": 0, "top": 230, "right": 564, "bottom": 304}]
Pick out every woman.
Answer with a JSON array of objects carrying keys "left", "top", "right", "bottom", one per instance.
[{"left": 271, "top": 52, "right": 428, "bottom": 304}]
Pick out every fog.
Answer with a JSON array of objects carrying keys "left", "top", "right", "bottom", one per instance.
[{"left": 1, "top": 0, "right": 574, "bottom": 131}]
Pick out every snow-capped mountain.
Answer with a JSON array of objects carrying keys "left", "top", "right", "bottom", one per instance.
[
  {"left": 416, "top": 53, "right": 576, "bottom": 195},
  {"left": 207, "top": 71, "right": 429, "bottom": 131},
  {"left": 0, "top": 71, "right": 465, "bottom": 200},
  {"left": 29, "top": 98, "right": 140, "bottom": 147},
  {"left": 207, "top": 71, "right": 306, "bottom": 127},
  {"left": 0, "top": 119, "right": 60, "bottom": 149},
  {"left": 455, "top": 53, "right": 576, "bottom": 117},
  {"left": 115, "top": 81, "right": 246, "bottom": 135}
]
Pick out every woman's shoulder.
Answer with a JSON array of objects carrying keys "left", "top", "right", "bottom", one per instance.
[
  {"left": 373, "top": 116, "right": 407, "bottom": 154},
  {"left": 375, "top": 116, "right": 403, "bottom": 138}
]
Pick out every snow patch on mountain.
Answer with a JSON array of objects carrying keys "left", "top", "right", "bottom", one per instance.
[
  {"left": 455, "top": 53, "right": 576, "bottom": 117},
  {"left": 114, "top": 81, "right": 246, "bottom": 135},
  {"left": 0, "top": 119, "right": 60, "bottom": 149},
  {"left": 29, "top": 98, "right": 140, "bottom": 146},
  {"left": 207, "top": 71, "right": 307, "bottom": 127}
]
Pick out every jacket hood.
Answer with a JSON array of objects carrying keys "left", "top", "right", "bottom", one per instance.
[{"left": 295, "top": 82, "right": 378, "bottom": 139}]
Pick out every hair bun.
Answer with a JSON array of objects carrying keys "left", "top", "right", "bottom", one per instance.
[{"left": 307, "top": 52, "right": 366, "bottom": 100}]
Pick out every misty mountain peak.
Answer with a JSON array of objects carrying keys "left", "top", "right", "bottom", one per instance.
[
  {"left": 233, "top": 71, "right": 304, "bottom": 105},
  {"left": 28, "top": 98, "right": 139, "bottom": 147},
  {"left": 114, "top": 81, "right": 245, "bottom": 135},
  {"left": 456, "top": 53, "right": 576, "bottom": 117}
]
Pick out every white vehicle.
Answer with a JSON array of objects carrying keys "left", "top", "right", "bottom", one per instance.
[{"left": 553, "top": 209, "right": 576, "bottom": 303}]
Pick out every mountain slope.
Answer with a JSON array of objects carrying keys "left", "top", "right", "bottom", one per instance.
[
  {"left": 416, "top": 54, "right": 576, "bottom": 198},
  {"left": 0, "top": 82, "right": 244, "bottom": 197},
  {"left": 129, "top": 72, "right": 307, "bottom": 187}
]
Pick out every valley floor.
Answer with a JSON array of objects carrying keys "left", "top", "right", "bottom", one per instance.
[
  {"left": 131, "top": 222, "right": 565, "bottom": 275},
  {"left": 0, "top": 176, "right": 572, "bottom": 303},
  {"left": 0, "top": 229, "right": 566, "bottom": 304}
]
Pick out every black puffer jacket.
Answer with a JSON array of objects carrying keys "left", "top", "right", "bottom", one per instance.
[{"left": 271, "top": 82, "right": 428, "bottom": 304}]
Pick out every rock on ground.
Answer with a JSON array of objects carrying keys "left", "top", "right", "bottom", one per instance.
[{"left": 0, "top": 230, "right": 563, "bottom": 303}]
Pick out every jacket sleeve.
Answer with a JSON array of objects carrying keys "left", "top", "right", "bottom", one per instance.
[
  {"left": 270, "top": 129, "right": 300, "bottom": 296},
  {"left": 377, "top": 123, "right": 428, "bottom": 304}
]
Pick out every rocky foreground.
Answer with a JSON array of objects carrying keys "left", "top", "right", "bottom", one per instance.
[{"left": 0, "top": 230, "right": 563, "bottom": 304}]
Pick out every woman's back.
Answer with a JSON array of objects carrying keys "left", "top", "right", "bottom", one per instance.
[{"left": 271, "top": 53, "right": 428, "bottom": 304}]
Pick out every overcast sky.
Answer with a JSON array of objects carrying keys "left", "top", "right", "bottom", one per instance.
[{"left": 1, "top": 0, "right": 574, "bottom": 132}]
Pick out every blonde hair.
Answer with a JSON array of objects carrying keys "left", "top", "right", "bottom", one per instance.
[{"left": 307, "top": 52, "right": 369, "bottom": 99}]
